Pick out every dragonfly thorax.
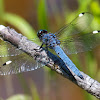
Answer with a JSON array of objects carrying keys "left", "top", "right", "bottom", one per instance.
[
  {"left": 37, "top": 29, "right": 60, "bottom": 49},
  {"left": 42, "top": 33, "right": 61, "bottom": 49}
]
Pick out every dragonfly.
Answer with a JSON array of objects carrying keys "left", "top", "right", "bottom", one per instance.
[{"left": 0, "top": 12, "right": 100, "bottom": 79}]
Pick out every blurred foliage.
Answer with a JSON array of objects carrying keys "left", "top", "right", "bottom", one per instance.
[
  {"left": 29, "top": 79, "right": 40, "bottom": 100},
  {"left": 3, "top": 13, "right": 36, "bottom": 39},
  {"left": 0, "top": 0, "right": 100, "bottom": 100},
  {"left": 7, "top": 94, "right": 32, "bottom": 100},
  {"left": 37, "top": 0, "right": 48, "bottom": 30}
]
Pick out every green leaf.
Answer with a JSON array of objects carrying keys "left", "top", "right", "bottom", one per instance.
[
  {"left": 7, "top": 94, "right": 32, "bottom": 100},
  {"left": 90, "top": 1, "right": 100, "bottom": 14},
  {"left": 0, "top": 0, "right": 5, "bottom": 24},
  {"left": 78, "top": 0, "right": 92, "bottom": 11},
  {"left": 37, "top": 0, "right": 48, "bottom": 30},
  {"left": 2, "top": 13, "right": 36, "bottom": 39},
  {"left": 29, "top": 80, "right": 40, "bottom": 100}
]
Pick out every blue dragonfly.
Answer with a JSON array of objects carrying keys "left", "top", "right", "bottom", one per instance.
[{"left": 0, "top": 12, "right": 100, "bottom": 79}]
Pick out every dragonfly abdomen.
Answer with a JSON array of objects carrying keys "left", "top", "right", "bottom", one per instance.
[{"left": 53, "top": 45, "right": 83, "bottom": 79}]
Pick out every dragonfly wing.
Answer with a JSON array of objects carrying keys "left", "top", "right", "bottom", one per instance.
[
  {"left": 60, "top": 31, "right": 100, "bottom": 54},
  {"left": 0, "top": 39, "right": 22, "bottom": 57},
  {"left": 30, "top": 37, "right": 42, "bottom": 45},
  {"left": 0, "top": 37, "right": 42, "bottom": 57},
  {"left": 55, "top": 12, "right": 93, "bottom": 38},
  {"left": 0, "top": 49, "right": 45, "bottom": 75},
  {"left": 0, "top": 39, "right": 45, "bottom": 75}
]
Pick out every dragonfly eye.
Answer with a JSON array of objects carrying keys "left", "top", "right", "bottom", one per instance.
[
  {"left": 37, "top": 29, "right": 48, "bottom": 38},
  {"left": 43, "top": 30, "right": 48, "bottom": 34}
]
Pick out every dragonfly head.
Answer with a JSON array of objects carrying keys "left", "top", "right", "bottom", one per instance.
[{"left": 37, "top": 29, "right": 48, "bottom": 39}]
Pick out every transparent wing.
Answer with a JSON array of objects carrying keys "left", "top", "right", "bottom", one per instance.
[
  {"left": 0, "top": 37, "right": 42, "bottom": 57},
  {"left": 0, "top": 52, "right": 45, "bottom": 75},
  {"left": 55, "top": 12, "right": 93, "bottom": 38},
  {"left": 29, "top": 37, "right": 42, "bottom": 46},
  {"left": 60, "top": 31, "right": 100, "bottom": 54},
  {"left": 0, "top": 39, "right": 22, "bottom": 57},
  {"left": 0, "top": 39, "right": 45, "bottom": 75}
]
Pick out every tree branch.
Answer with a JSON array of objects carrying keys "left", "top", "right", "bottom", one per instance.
[{"left": 0, "top": 25, "right": 100, "bottom": 99}]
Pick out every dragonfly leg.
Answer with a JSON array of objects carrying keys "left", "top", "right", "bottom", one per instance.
[
  {"left": 40, "top": 43, "right": 44, "bottom": 48},
  {"left": 34, "top": 43, "right": 44, "bottom": 51},
  {"left": 40, "top": 43, "right": 48, "bottom": 51},
  {"left": 34, "top": 43, "right": 49, "bottom": 54}
]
